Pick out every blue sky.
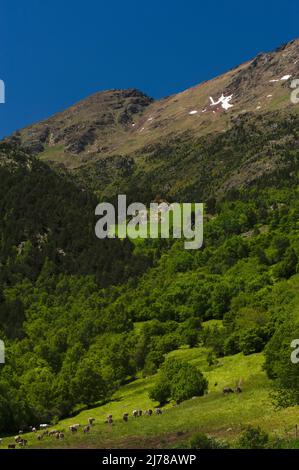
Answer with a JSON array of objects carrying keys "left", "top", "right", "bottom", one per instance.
[{"left": 0, "top": 0, "right": 298, "bottom": 138}]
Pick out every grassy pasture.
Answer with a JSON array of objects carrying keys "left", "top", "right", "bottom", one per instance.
[{"left": 2, "top": 346, "right": 299, "bottom": 449}]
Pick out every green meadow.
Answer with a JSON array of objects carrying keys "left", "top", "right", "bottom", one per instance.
[{"left": 2, "top": 344, "right": 299, "bottom": 449}]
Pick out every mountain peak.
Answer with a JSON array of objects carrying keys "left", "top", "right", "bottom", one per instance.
[{"left": 5, "top": 38, "right": 299, "bottom": 168}]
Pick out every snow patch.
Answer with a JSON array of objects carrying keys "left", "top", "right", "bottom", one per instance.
[
  {"left": 270, "top": 74, "right": 292, "bottom": 83},
  {"left": 189, "top": 110, "right": 198, "bottom": 115},
  {"left": 209, "top": 93, "right": 234, "bottom": 110}
]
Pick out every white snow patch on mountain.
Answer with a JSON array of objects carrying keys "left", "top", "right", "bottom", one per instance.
[
  {"left": 189, "top": 110, "right": 198, "bottom": 115},
  {"left": 270, "top": 74, "right": 292, "bottom": 83},
  {"left": 209, "top": 93, "right": 234, "bottom": 110}
]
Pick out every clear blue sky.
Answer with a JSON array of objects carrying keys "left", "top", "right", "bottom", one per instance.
[{"left": 0, "top": 0, "right": 298, "bottom": 138}]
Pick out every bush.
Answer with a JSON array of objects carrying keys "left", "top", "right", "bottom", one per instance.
[
  {"left": 149, "top": 358, "right": 208, "bottom": 404},
  {"left": 190, "top": 432, "right": 229, "bottom": 449},
  {"left": 149, "top": 381, "right": 170, "bottom": 405},
  {"left": 238, "top": 426, "right": 269, "bottom": 449},
  {"left": 264, "top": 320, "right": 299, "bottom": 406},
  {"left": 224, "top": 333, "right": 240, "bottom": 355},
  {"left": 239, "top": 328, "right": 265, "bottom": 355}
]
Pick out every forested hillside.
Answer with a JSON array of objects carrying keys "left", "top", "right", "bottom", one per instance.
[
  {"left": 0, "top": 125, "right": 299, "bottom": 435},
  {"left": 0, "top": 40, "right": 299, "bottom": 445}
]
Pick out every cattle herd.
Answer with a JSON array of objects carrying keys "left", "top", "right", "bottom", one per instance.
[
  {"left": 106, "top": 408, "right": 163, "bottom": 425},
  {"left": 3, "top": 409, "right": 163, "bottom": 449},
  {"left": 2, "top": 385, "right": 242, "bottom": 448}
]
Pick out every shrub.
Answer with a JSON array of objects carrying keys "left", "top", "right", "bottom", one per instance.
[
  {"left": 149, "top": 380, "right": 170, "bottom": 405},
  {"left": 149, "top": 358, "right": 208, "bottom": 404},
  {"left": 190, "top": 432, "right": 229, "bottom": 449},
  {"left": 239, "top": 328, "right": 265, "bottom": 355},
  {"left": 238, "top": 426, "right": 269, "bottom": 449}
]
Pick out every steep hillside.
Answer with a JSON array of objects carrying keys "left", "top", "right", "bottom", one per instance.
[
  {"left": 74, "top": 111, "right": 299, "bottom": 202},
  {"left": 7, "top": 89, "right": 152, "bottom": 168},
  {"left": 5, "top": 39, "right": 299, "bottom": 173},
  {"left": 0, "top": 39, "right": 299, "bottom": 449},
  {"left": 0, "top": 143, "right": 151, "bottom": 287}
]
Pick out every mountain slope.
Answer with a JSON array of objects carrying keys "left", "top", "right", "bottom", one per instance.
[
  {"left": 0, "top": 39, "right": 299, "bottom": 446},
  {"left": 6, "top": 39, "right": 299, "bottom": 172},
  {"left": 0, "top": 143, "right": 151, "bottom": 287}
]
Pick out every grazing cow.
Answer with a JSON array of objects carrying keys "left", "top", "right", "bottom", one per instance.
[
  {"left": 8, "top": 444, "right": 16, "bottom": 449},
  {"left": 19, "top": 439, "right": 27, "bottom": 447},
  {"left": 235, "top": 386, "right": 242, "bottom": 393},
  {"left": 105, "top": 414, "right": 113, "bottom": 425},
  {"left": 83, "top": 425, "right": 90, "bottom": 434},
  {"left": 138, "top": 410, "right": 142, "bottom": 417},
  {"left": 59, "top": 433, "right": 64, "bottom": 439},
  {"left": 133, "top": 410, "right": 138, "bottom": 418},
  {"left": 69, "top": 424, "right": 80, "bottom": 432},
  {"left": 32, "top": 427, "right": 37, "bottom": 433},
  {"left": 40, "top": 424, "right": 49, "bottom": 430},
  {"left": 223, "top": 387, "right": 234, "bottom": 395},
  {"left": 156, "top": 408, "right": 162, "bottom": 415},
  {"left": 148, "top": 409, "right": 153, "bottom": 416},
  {"left": 88, "top": 418, "right": 95, "bottom": 426},
  {"left": 123, "top": 413, "right": 129, "bottom": 422},
  {"left": 14, "top": 435, "right": 22, "bottom": 443}
]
